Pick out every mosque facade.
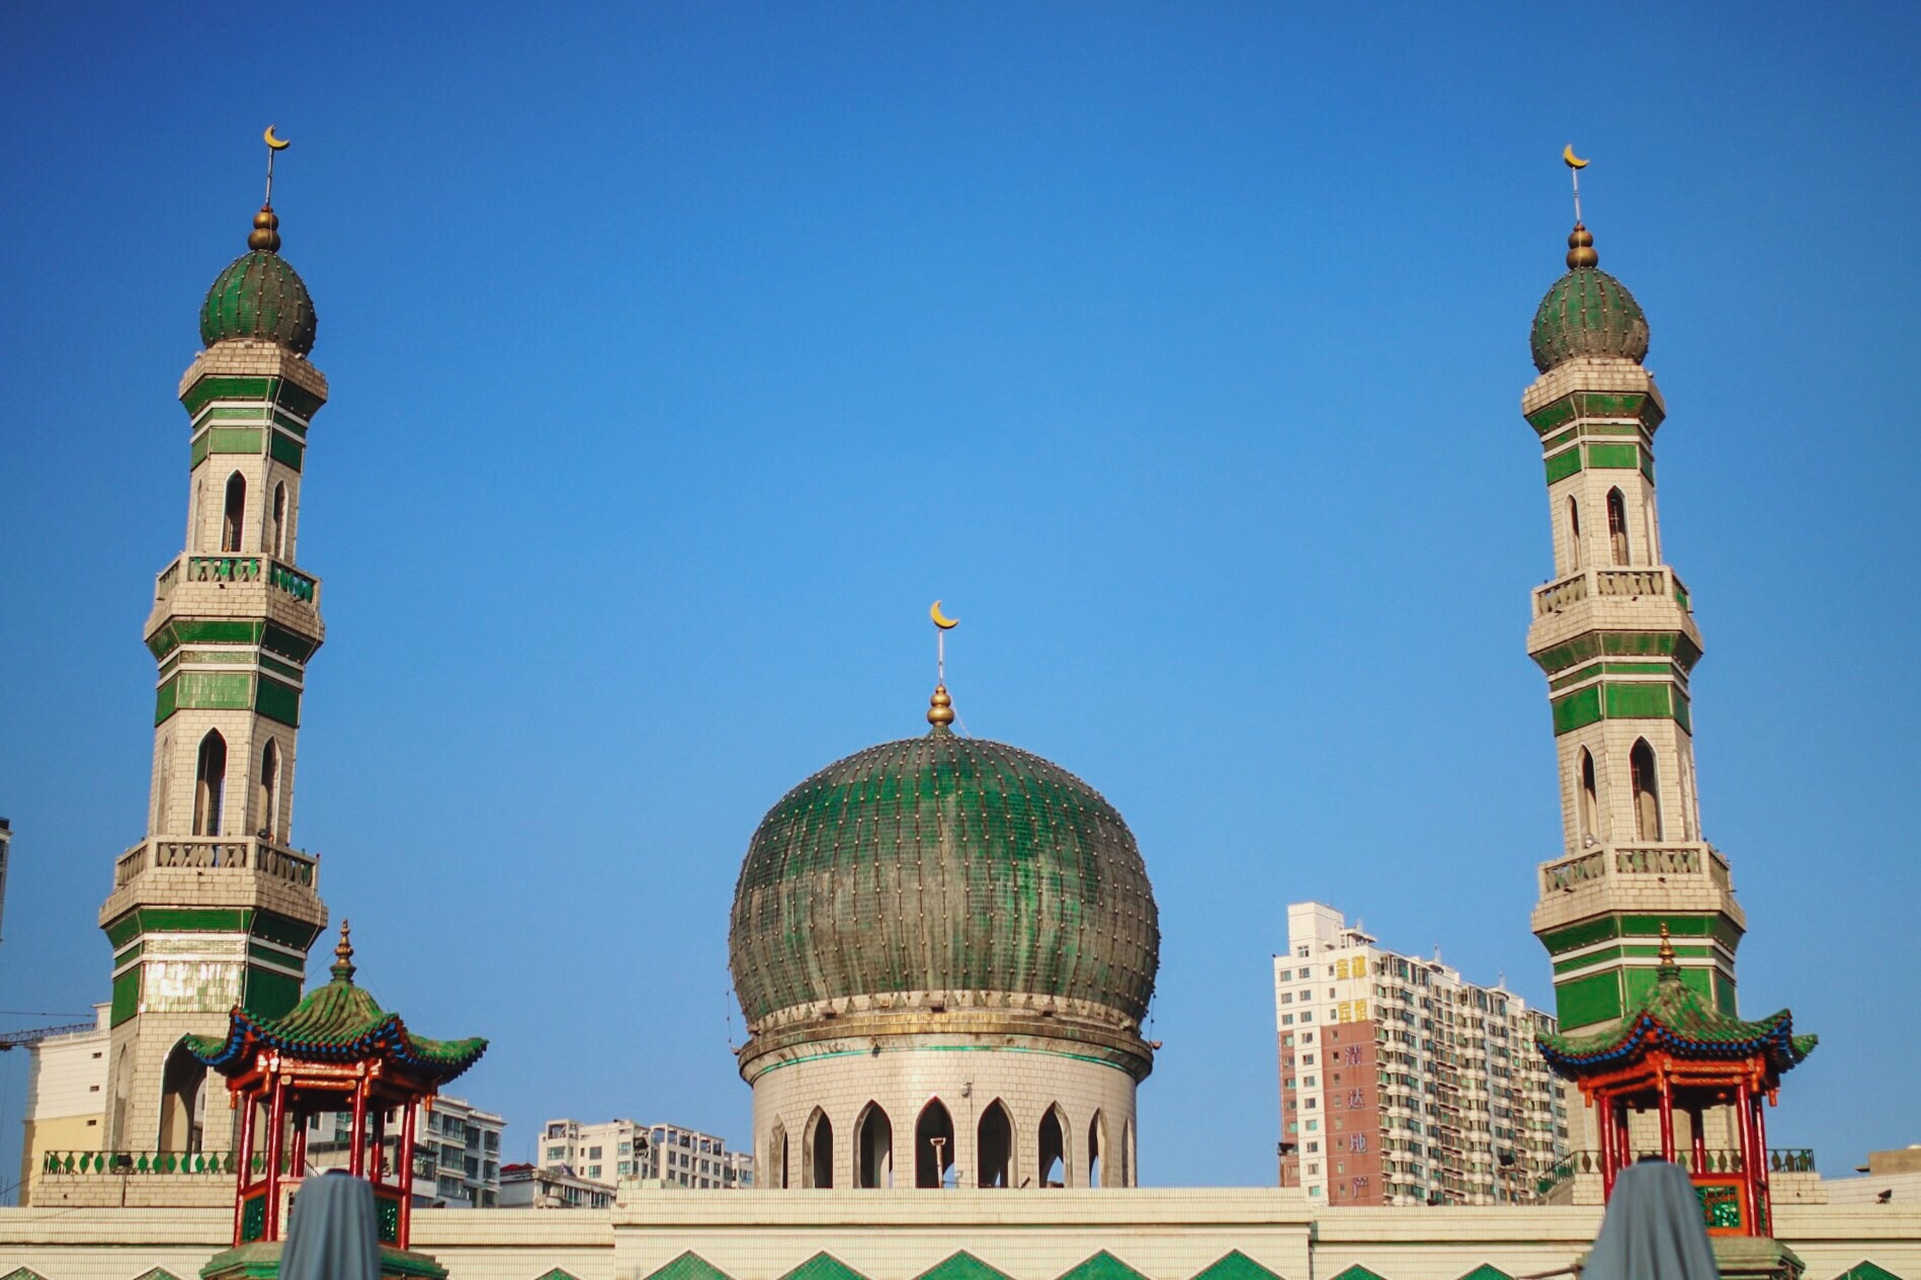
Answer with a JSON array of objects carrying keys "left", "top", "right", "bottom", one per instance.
[{"left": 3, "top": 160, "right": 1914, "bottom": 1280}]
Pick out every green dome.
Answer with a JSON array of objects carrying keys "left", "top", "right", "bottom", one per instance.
[
  {"left": 1530, "top": 267, "right": 1648, "bottom": 372},
  {"left": 729, "top": 729, "right": 1160, "bottom": 1026},
  {"left": 200, "top": 249, "right": 317, "bottom": 355}
]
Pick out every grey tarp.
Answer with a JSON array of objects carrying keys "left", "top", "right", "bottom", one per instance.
[
  {"left": 280, "top": 1169, "right": 382, "bottom": 1280},
  {"left": 1585, "top": 1159, "right": 1721, "bottom": 1280}
]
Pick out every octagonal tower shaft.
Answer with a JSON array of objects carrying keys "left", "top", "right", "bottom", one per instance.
[
  {"left": 97, "top": 336, "right": 330, "bottom": 1156},
  {"left": 1523, "top": 356, "right": 1745, "bottom": 1038}
]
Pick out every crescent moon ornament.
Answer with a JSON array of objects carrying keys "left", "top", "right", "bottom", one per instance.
[
  {"left": 1563, "top": 144, "right": 1589, "bottom": 169},
  {"left": 930, "top": 601, "right": 959, "bottom": 630},
  {"left": 264, "top": 126, "right": 291, "bottom": 151}
]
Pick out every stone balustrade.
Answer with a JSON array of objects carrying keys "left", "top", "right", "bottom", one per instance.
[
  {"left": 41, "top": 1150, "right": 239, "bottom": 1176},
  {"left": 1539, "top": 842, "right": 1729, "bottom": 894},
  {"left": 113, "top": 835, "right": 319, "bottom": 889},
  {"left": 1533, "top": 565, "right": 1691, "bottom": 617},
  {"left": 151, "top": 553, "right": 320, "bottom": 608}
]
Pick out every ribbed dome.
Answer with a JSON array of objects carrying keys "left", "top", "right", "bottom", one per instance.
[
  {"left": 1530, "top": 266, "right": 1648, "bottom": 373},
  {"left": 729, "top": 730, "right": 1160, "bottom": 1026},
  {"left": 200, "top": 249, "right": 317, "bottom": 355}
]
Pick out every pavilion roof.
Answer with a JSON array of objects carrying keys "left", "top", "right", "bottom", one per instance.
[
  {"left": 183, "top": 922, "right": 485, "bottom": 1084},
  {"left": 1537, "top": 940, "right": 1814, "bottom": 1077}
]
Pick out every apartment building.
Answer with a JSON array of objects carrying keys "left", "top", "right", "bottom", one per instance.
[
  {"left": 1276, "top": 903, "right": 1567, "bottom": 1206},
  {"left": 501, "top": 1161, "right": 618, "bottom": 1209},
  {"left": 309, "top": 1094, "right": 504, "bottom": 1208},
  {"left": 539, "top": 1118, "right": 753, "bottom": 1189}
]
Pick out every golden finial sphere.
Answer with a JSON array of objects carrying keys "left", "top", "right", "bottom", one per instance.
[
  {"left": 927, "top": 684, "right": 956, "bottom": 727},
  {"left": 248, "top": 207, "right": 282, "bottom": 253},
  {"left": 1566, "top": 224, "right": 1599, "bottom": 270}
]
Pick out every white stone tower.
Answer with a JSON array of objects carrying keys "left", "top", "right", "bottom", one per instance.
[
  {"left": 1523, "top": 218, "right": 1745, "bottom": 1037},
  {"left": 97, "top": 191, "right": 330, "bottom": 1155}
]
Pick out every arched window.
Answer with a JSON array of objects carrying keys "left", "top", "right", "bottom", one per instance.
[
  {"left": 257, "top": 740, "right": 280, "bottom": 841},
  {"left": 769, "top": 1121, "right": 789, "bottom": 1190},
  {"left": 222, "top": 472, "right": 247, "bottom": 553},
  {"left": 1038, "top": 1105, "right": 1068, "bottom": 1188},
  {"left": 1087, "top": 1110, "right": 1108, "bottom": 1188},
  {"left": 270, "top": 482, "right": 288, "bottom": 558},
  {"left": 1606, "top": 488, "right": 1630, "bottom": 565},
  {"left": 1121, "top": 1119, "right": 1134, "bottom": 1187},
  {"left": 111, "top": 1044, "right": 134, "bottom": 1150},
  {"left": 192, "top": 731, "right": 227, "bottom": 837},
  {"left": 856, "top": 1103, "right": 893, "bottom": 1188},
  {"left": 1566, "top": 496, "right": 1582, "bottom": 570},
  {"left": 914, "top": 1099, "right": 956, "bottom": 1188},
  {"left": 1630, "top": 739, "right": 1662, "bottom": 841},
  {"left": 158, "top": 1040, "right": 207, "bottom": 1154},
  {"left": 1578, "top": 748, "right": 1600, "bottom": 841},
  {"left": 804, "top": 1109, "right": 833, "bottom": 1189},
  {"left": 976, "top": 1100, "right": 1013, "bottom": 1188}
]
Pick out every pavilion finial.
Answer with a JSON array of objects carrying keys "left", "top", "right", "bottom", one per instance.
[
  {"left": 1656, "top": 922, "right": 1678, "bottom": 971},
  {"left": 331, "top": 919, "right": 356, "bottom": 983}
]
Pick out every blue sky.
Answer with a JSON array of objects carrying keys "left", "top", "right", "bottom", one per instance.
[{"left": 2, "top": 1, "right": 1918, "bottom": 1191}]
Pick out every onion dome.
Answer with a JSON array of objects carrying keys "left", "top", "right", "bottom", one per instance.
[
  {"left": 199, "top": 207, "right": 318, "bottom": 355},
  {"left": 1530, "top": 224, "right": 1649, "bottom": 373},
  {"left": 729, "top": 691, "right": 1160, "bottom": 1028}
]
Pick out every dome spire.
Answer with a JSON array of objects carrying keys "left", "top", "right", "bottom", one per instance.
[
  {"left": 1567, "top": 223, "right": 1598, "bottom": 270},
  {"left": 928, "top": 600, "right": 960, "bottom": 732},
  {"left": 330, "top": 918, "right": 356, "bottom": 984},
  {"left": 251, "top": 125, "right": 292, "bottom": 253}
]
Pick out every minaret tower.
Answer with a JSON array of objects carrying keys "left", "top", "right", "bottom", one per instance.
[
  {"left": 98, "top": 137, "right": 330, "bottom": 1154},
  {"left": 1523, "top": 188, "right": 1744, "bottom": 1039}
]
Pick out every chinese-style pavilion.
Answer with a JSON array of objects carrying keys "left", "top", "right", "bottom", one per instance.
[
  {"left": 1538, "top": 928, "right": 1815, "bottom": 1237},
  {"left": 185, "top": 921, "right": 486, "bottom": 1264}
]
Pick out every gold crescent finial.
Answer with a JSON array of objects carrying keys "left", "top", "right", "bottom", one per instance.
[
  {"left": 264, "top": 125, "right": 292, "bottom": 151},
  {"left": 930, "top": 600, "right": 959, "bottom": 630},
  {"left": 927, "top": 684, "right": 956, "bottom": 728},
  {"left": 1563, "top": 143, "right": 1589, "bottom": 169}
]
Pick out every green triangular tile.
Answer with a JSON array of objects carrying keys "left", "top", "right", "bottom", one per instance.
[
  {"left": 1057, "top": 1253, "right": 1149, "bottom": 1280},
  {"left": 1457, "top": 1267, "right": 1513, "bottom": 1280},
  {"left": 781, "top": 1255, "right": 870, "bottom": 1280},
  {"left": 1839, "top": 1264, "right": 1904, "bottom": 1280},
  {"left": 0, "top": 1269, "right": 50, "bottom": 1280},
  {"left": 1327, "top": 1267, "right": 1390, "bottom": 1280},
  {"left": 533, "top": 1271, "right": 583, "bottom": 1280},
  {"left": 916, "top": 1252, "right": 1013, "bottom": 1280},
  {"left": 1191, "top": 1252, "right": 1285, "bottom": 1280},
  {"left": 645, "top": 1253, "right": 734, "bottom": 1280}
]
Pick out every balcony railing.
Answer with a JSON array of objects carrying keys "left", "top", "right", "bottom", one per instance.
[
  {"left": 1540, "top": 842, "right": 1731, "bottom": 894},
  {"left": 42, "top": 1150, "right": 237, "bottom": 1176},
  {"left": 114, "top": 835, "right": 319, "bottom": 890},
  {"left": 153, "top": 553, "right": 320, "bottom": 609},
  {"left": 1536, "top": 1148, "right": 1814, "bottom": 1196},
  {"left": 1534, "top": 566, "right": 1691, "bottom": 618}
]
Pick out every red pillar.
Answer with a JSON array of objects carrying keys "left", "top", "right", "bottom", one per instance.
[
  {"left": 263, "top": 1076, "right": 287, "bottom": 1240},
  {"left": 1657, "top": 1072, "right": 1676, "bottom": 1162},
  {"left": 1752, "top": 1091, "right": 1772, "bottom": 1235},
  {"left": 1734, "top": 1078, "right": 1757, "bottom": 1233},
  {"left": 1597, "top": 1092, "right": 1616, "bottom": 1197},
  {"left": 349, "top": 1079, "right": 370, "bottom": 1177},
  {"left": 398, "top": 1099, "right": 418, "bottom": 1249},
  {"left": 232, "top": 1088, "right": 257, "bottom": 1247}
]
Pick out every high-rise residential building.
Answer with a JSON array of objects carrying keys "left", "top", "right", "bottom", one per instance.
[
  {"left": 537, "top": 1119, "right": 754, "bottom": 1189},
  {"left": 0, "top": 817, "right": 11, "bottom": 944},
  {"left": 1276, "top": 903, "right": 1567, "bottom": 1206},
  {"left": 307, "top": 1094, "right": 504, "bottom": 1208},
  {"left": 501, "top": 1162, "right": 617, "bottom": 1209}
]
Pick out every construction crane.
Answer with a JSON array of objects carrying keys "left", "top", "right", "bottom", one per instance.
[{"left": 0, "top": 1022, "right": 95, "bottom": 1051}]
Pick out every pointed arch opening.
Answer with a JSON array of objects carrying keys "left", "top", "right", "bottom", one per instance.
[
  {"left": 192, "top": 730, "right": 227, "bottom": 836},
  {"left": 1038, "top": 1104, "right": 1068, "bottom": 1188},
  {"left": 769, "top": 1120, "right": 789, "bottom": 1190},
  {"left": 1121, "top": 1119, "right": 1134, "bottom": 1187},
  {"left": 1578, "top": 748, "right": 1600, "bottom": 842},
  {"left": 803, "top": 1108, "right": 833, "bottom": 1188},
  {"left": 1606, "top": 487, "right": 1630, "bottom": 565},
  {"left": 1629, "top": 739, "right": 1663, "bottom": 840},
  {"left": 155, "top": 735, "right": 174, "bottom": 833},
  {"left": 222, "top": 472, "right": 247, "bottom": 553},
  {"left": 856, "top": 1102, "right": 893, "bottom": 1188},
  {"left": 915, "top": 1099, "right": 956, "bottom": 1188},
  {"left": 270, "top": 482, "right": 288, "bottom": 558},
  {"left": 158, "top": 1040, "right": 206, "bottom": 1154},
  {"left": 1566, "top": 496, "right": 1582, "bottom": 570},
  {"left": 257, "top": 740, "right": 281, "bottom": 842},
  {"left": 976, "top": 1099, "right": 1013, "bottom": 1188},
  {"left": 1087, "top": 1110, "right": 1108, "bottom": 1188}
]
